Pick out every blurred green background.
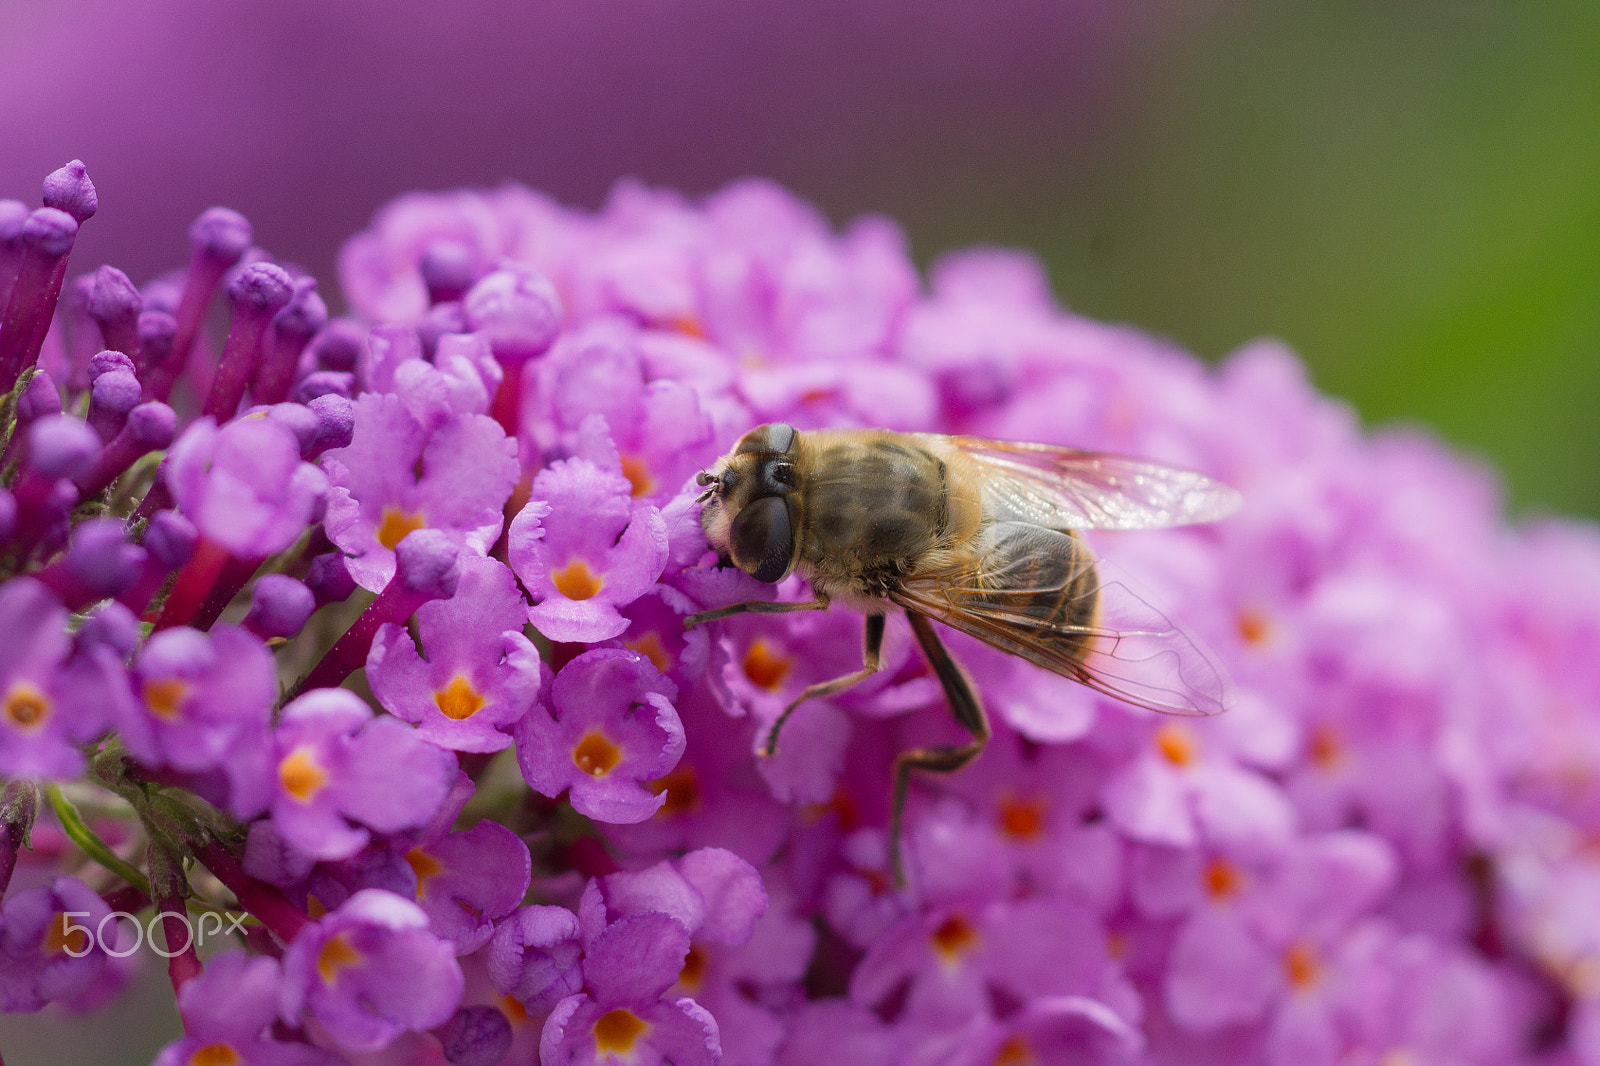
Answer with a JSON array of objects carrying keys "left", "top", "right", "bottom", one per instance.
[{"left": 892, "top": 1, "right": 1600, "bottom": 519}]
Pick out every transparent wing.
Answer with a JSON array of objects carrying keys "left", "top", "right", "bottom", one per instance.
[
  {"left": 892, "top": 521, "right": 1229, "bottom": 716},
  {"left": 947, "top": 436, "right": 1241, "bottom": 531}
]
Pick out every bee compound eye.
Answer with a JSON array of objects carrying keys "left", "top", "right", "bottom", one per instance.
[{"left": 729, "top": 495, "right": 795, "bottom": 584}]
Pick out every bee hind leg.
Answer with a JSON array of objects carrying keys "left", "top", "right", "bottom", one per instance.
[
  {"left": 891, "top": 611, "right": 991, "bottom": 885},
  {"left": 759, "top": 613, "right": 885, "bottom": 758},
  {"left": 682, "top": 595, "right": 830, "bottom": 628}
]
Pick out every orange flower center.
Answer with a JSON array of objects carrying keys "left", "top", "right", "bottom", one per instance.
[
  {"left": 142, "top": 678, "right": 189, "bottom": 722},
  {"left": 405, "top": 847, "right": 446, "bottom": 898},
  {"left": 1204, "top": 857, "right": 1244, "bottom": 900},
  {"left": 677, "top": 943, "right": 707, "bottom": 992},
  {"left": 433, "top": 674, "right": 486, "bottom": 720},
  {"left": 189, "top": 1045, "right": 242, "bottom": 1066},
  {"left": 593, "top": 1008, "right": 650, "bottom": 1054},
  {"left": 620, "top": 454, "right": 656, "bottom": 498},
  {"left": 994, "top": 1035, "right": 1037, "bottom": 1065},
  {"left": 1284, "top": 940, "right": 1321, "bottom": 989},
  {"left": 317, "top": 932, "right": 361, "bottom": 984},
  {"left": 997, "top": 795, "right": 1046, "bottom": 841},
  {"left": 376, "top": 506, "right": 427, "bottom": 551},
  {"left": 741, "top": 639, "right": 791, "bottom": 690},
  {"left": 3, "top": 682, "right": 50, "bottom": 730},
  {"left": 552, "top": 559, "right": 604, "bottom": 600},
  {"left": 1154, "top": 723, "right": 1197, "bottom": 766},
  {"left": 572, "top": 730, "right": 622, "bottom": 777},
  {"left": 43, "top": 913, "right": 89, "bottom": 956},
  {"left": 499, "top": 993, "right": 529, "bottom": 1025},
  {"left": 1308, "top": 724, "right": 1342, "bottom": 770},
  {"left": 626, "top": 631, "right": 672, "bottom": 674},
  {"left": 931, "top": 913, "right": 980, "bottom": 965},
  {"left": 279, "top": 747, "right": 328, "bottom": 802},
  {"left": 648, "top": 765, "right": 701, "bottom": 816},
  {"left": 1237, "top": 606, "right": 1273, "bottom": 646}
]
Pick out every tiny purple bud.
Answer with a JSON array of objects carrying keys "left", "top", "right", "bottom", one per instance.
[
  {"left": 34, "top": 518, "right": 145, "bottom": 609},
  {"left": 77, "top": 600, "right": 142, "bottom": 660},
  {"left": 421, "top": 240, "right": 479, "bottom": 305},
  {"left": 0, "top": 199, "right": 30, "bottom": 311},
  {"left": 243, "top": 573, "right": 316, "bottom": 639},
  {"left": 306, "top": 552, "right": 358, "bottom": 606},
  {"left": 260, "top": 402, "right": 320, "bottom": 457},
  {"left": 307, "top": 394, "right": 355, "bottom": 456},
  {"left": 144, "top": 510, "right": 199, "bottom": 570},
  {"left": 255, "top": 277, "right": 328, "bottom": 405},
  {"left": 26, "top": 415, "right": 101, "bottom": 481},
  {"left": 0, "top": 208, "right": 78, "bottom": 389},
  {"left": 87, "top": 266, "right": 142, "bottom": 356},
  {"left": 15, "top": 369, "right": 62, "bottom": 423},
  {"left": 295, "top": 370, "right": 354, "bottom": 402},
  {"left": 432, "top": 1005, "right": 512, "bottom": 1066},
  {"left": 135, "top": 310, "right": 178, "bottom": 390},
  {"left": 75, "top": 400, "right": 177, "bottom": 498},
  {"left": 308, "top": 318, "right": 364, "bottom": 373},
  {"left": 88, "top": 349, "right": 135, "bottom": 380},
  {"left": 202, "top": 262, "right": 294, "bottom": 421},
  {"left": 87, "top": 367, "right": 141, "bottom": 441},
  {"left": 462, "top": 266, "right": 563, "bottom": 363},
  {"left": 41, "top": 160, "right": 97, "bottom": 223},
  {"left": 170, "top": 207, "right": 252, "bottom": 372}
]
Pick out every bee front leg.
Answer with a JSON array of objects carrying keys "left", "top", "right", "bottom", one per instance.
[
  {"left": 759, "top": 613, "right": 885, "bottom": 758},
  {"left": 892, "top": 611, "right": 991, "bottom": 885},
  {"left": 682, "top": 595, "right": 831, "bottom": 628}
]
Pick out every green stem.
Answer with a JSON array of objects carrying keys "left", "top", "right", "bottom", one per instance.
[{"left": 44, "top": 784, "right": 150, "bottom": 896}]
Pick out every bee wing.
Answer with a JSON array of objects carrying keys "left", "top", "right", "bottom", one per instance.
[
  {"left": 948, "top": 436, "right": 1241, "bottom": 530},
  {"left": 892, "top": 522, "right": 1229, "bottom": 717}
]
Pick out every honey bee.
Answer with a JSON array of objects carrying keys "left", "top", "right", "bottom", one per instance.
[{"left": 687, "top": 422, "right": 1239, "bottom": 872}]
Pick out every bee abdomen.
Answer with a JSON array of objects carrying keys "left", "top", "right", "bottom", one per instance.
[{"left": 961, "top": 522, "right": 1101, "bottom": 658}]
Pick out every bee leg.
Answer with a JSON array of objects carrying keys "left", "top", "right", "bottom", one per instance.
[
  {"left": 682, "top": 595, "right": 830, "bottom": 628},
  {"left": 891, "top": 611, "right": 991, "bottom": 885},
  {"left": 759, "top": 613, "right": 885, "bottom": 758}
]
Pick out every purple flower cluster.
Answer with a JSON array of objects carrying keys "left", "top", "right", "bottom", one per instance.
[{"left": 3, "top": 161, "right": 1600, "bottom": 1066}]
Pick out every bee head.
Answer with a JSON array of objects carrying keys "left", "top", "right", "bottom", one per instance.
[{"left": 697, "top": 423, "right": 801, "bottom": 584}]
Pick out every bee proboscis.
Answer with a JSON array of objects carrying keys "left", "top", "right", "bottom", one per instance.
[{"left": 688, "top": 422, "right": 1240, "bottom": 876}]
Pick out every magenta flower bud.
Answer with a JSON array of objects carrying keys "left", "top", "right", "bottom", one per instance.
[
  {"left": 201, "top": 261, "right": 294, "bottom": 421},
  {"left": 433, "top": 1007, "right": 512, "bottom": 1066},
  {"left": 76, "top": 600, "right": 142, "bottom": 661},
  {"left": 0, "top": 199, "right": 28, "bottom": 312},
  {"left": 87, "top": 266, "right": 142, "bottom": 356},
  {"left": 306, "top": 552, "right": 358, "bottom": 606},
  {"left": 0, "top": 208, "right": 78, "bottom": 390},
  {"left": 86, "top": 366, "right": 141, "bottom": 441},
  {"left": 0, "top": 491, "right": 14, "bottom": 544},
  {"left": 307, "top": 394, "right": 355, "bottom": 456},
  {"left": 462, "top": 265, "right": 563, "bottom": 364},
  {"left": 25, "top": 414, "right": 100, "bottom": 482},
  {"left": 144, "top": 510, "right": 199, "bottom": 570},
  {"left": 41, "top": 160, "right": 97, "bottom": 223},
  {"left": 295, "top": 370, "right": 354, "bottom": 402},
  {"left": 77, "top": 400, "right": 177, "bottom": 499},
  {"left": 120, "top": 508, "right": 198, "bottom": 613},
  {"left": 254, "top": 276, "right": 328, "bottom": 405},
  {"left": 169, "top": 207, "right": 252, "bottom": 372},
  {"left": 420, "top": 239, "right": 478, "bottom": 305},
  {"left": 34, "top": 518, "right": 146, "bottom": 610},
  {"left": 87, "top": 348, "right": 134, "bottom": 380},
  {"left": 309, "top": 317, "right": 364, "bottom": 374},
  {"left": 16, "top": 370, "right": 61, "bottom": 422},
  {"left": 134, "top": 310, "right": 177, "bottom": 397},
  {"left": 244, "top": 573, "right": 316, "bottom": 639}
]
